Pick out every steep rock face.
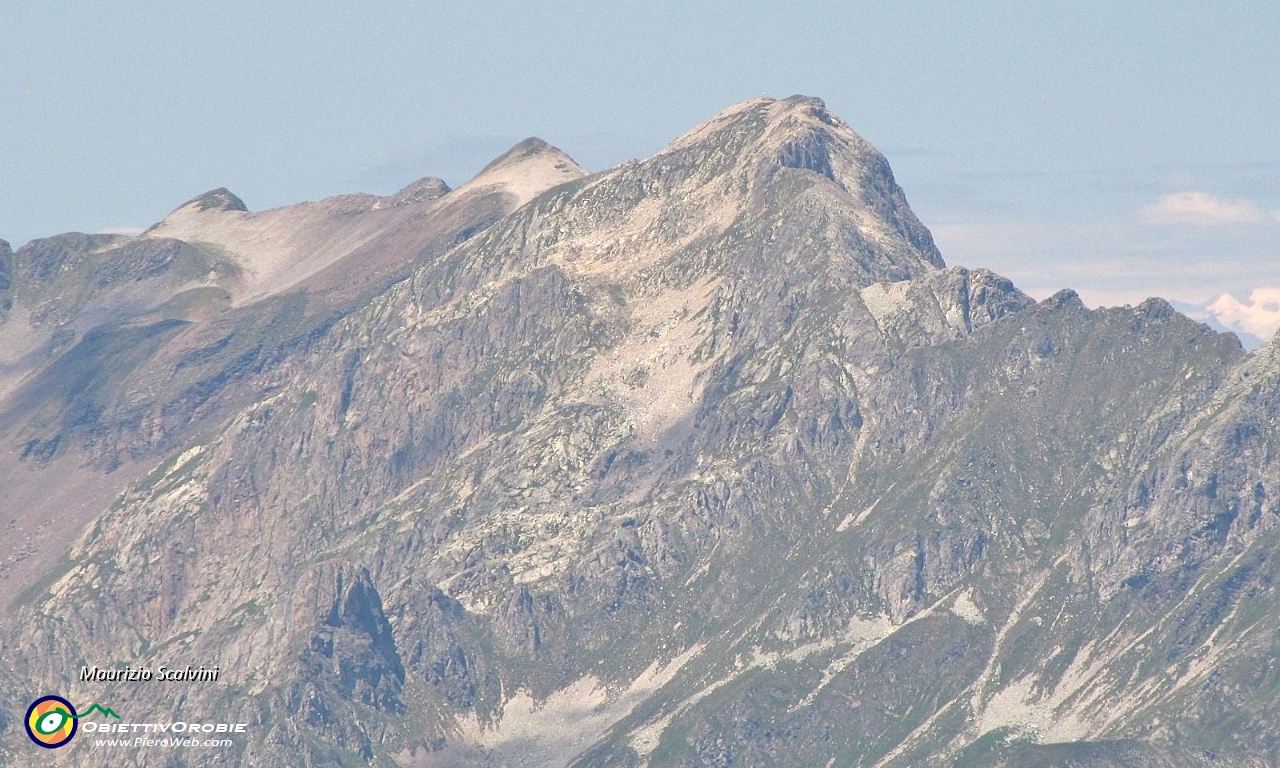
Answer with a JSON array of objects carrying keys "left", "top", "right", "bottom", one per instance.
[
  {"left": 0, "top": 146, "right": 577, "bottom": 612},
  {"left": 0, "top": 232, "right": 242, "bottom": 608},
  {"left": 0, "top": 232, "right": 232, "bottom": 392},
  {"left": 0, "top": 96, "right": 1276, "bottom": 768}
]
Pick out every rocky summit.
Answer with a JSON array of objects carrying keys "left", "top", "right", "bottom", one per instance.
[{"left": 0, "top": 95, "right": 1277, "bottom": 767}]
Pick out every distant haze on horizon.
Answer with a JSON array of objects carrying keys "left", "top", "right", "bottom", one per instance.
[{"left": 3, "top": 2, "right": 1278, "bottom": 339}]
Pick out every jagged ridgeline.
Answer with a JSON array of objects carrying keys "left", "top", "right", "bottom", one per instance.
[{"left": 0, "top": 96, "right": 1277, "bottom": 767}]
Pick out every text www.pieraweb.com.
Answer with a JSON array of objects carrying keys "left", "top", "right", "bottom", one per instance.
[{"left": 95, "top": 736, "right": 234, "bottom": 748}]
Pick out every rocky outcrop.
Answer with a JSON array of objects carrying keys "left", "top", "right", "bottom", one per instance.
[{"left": 0, "top": 96, "right": 1276, "bottom": 767}]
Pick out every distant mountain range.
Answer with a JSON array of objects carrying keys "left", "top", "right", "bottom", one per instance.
[{"left": 1, "top": 96, "right": 1278, "bottom": 767}]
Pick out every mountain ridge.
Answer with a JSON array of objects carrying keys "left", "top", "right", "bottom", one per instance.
[{"left": 0, "top": 95, "right": 1275, "bottom": 767}]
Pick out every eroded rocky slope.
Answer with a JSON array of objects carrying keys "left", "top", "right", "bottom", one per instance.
[{"left": 1, "top": 96, "right": 1277, "bottom": 767}]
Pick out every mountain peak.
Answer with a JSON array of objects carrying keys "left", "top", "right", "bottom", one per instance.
[
  {"left": 176, "top": 187, "right": 248, "bottom": 213},
  {"left": 641, "top": 94, "right": 943, "bottom": 276},
  {"left": 454, "top": 137, "right": 588, "bottom": 208},
  {"left": 10, "top": 96, "right": 1280, "bottom": 768},
  {"left": 658, "top": 94, "right": 880, "bottom": 179},
  {"left": 387, "top": 176, "right": 451, "bottom": 206},
  {"left": 477, "top": 137, "right": 557, "bottom": 173},
  {"left": 662, "top": 94, "right": 839, "bottom": 153}
]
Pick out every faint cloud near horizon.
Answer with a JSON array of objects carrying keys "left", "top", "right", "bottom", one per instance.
[
  {"left": 1204, "top": 288, "right": 1280, "bottom": 342},
  {"left": 1136, "top": 191, "right": 1278, "bottom": 226}
]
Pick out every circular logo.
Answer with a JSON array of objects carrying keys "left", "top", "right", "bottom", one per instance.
[{"left": 25, "top": 696, "right": 77, "bottom": 749}]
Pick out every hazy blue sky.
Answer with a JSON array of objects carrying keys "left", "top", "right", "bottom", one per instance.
[{"left": 3, "top": 2, "right": 1278, "bottom": 335}]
